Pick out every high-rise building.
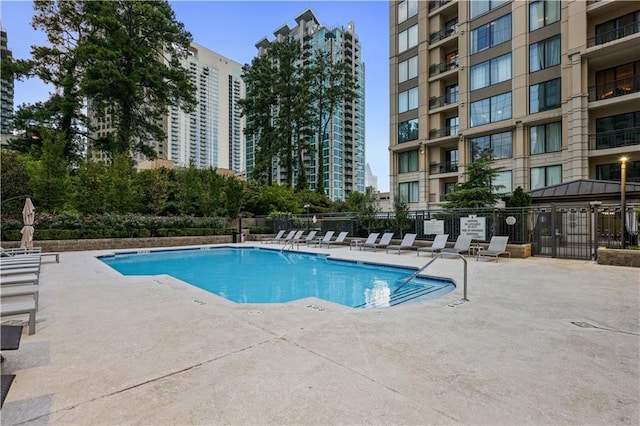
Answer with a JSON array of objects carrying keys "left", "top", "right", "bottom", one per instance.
[
  {"left": 166, "top": 42, "right": 245, "bottom": 172},
  {"left": 389, "top": 0, "right": 640, "bottom": 209},
  {"left": 249, "top": 9, "right": 365, "bottom": 201},
  {"left": 89, "top": 42, "right": 245, "bottom": 174},
  {"left": 1, "top": 26, "right": 15, "bottom": 142}
]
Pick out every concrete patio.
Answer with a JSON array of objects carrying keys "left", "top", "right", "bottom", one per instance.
[{"left": 1, "top": 244, "right": 638, "bottom": 425}]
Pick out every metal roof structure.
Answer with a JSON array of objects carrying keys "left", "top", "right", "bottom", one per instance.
[{"left": 530, "top": 179, "right": 640, "bottom": 202}]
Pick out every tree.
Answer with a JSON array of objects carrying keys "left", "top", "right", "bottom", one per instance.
[
  {"left": 133, "top": 168, "right": 173, "bottom": 215},
  {"left": 0, "top": 151, "right": 32, "bottom": 219},
  {"left": 223, "top": 177, "right": 245, "bottom": 220},
  {"left": 105, "top": 153, "right": 138, "bottom": 213},
  {"left": 5, "top": 0, "right": 90, "bottom": 165},
  {"left": 307, "top": 49, "right": 357, "bottom": 195},
  {"left": 74, "top": 159, "right": 108, "bottom": 214},
  {"left": 81, "top": 0, "right": 196, "bottom": 158},
  {"left": 443, "top": 150, "right": 504, "bottom": 208},
  {"left": 346, "top": 191, "right": 380, "bottom": 233},
  {"left": 507, "top": 186, "right": 532, "bottom": 207},
  {"left": 26, "top": 131, "right": 71, "bottom": 213},
  {"left": 393, "top": 195, "right": 411, "bottom": 238},
  {"left": 240, "top": 54, "right": 278, "bottom": 185}
]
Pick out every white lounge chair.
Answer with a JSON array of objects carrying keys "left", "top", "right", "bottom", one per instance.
[
  {"left": 323, "top": 231, "right": 349, "bottom": 248},
  {"left": 477, "top": 236, "right": 510, "bottom": 262},
  {"left": 386, "top": 233, "right": 417, "bottom": 254},
  {"left": 309, "top": 231, "right": 335, "bottom": 247},
  {"left": 282, "top": 230, "right": 304, "bottom": 244},
  {"left": 351, "top": 232, "right": 379, "bottom": 250},
  {"left": 417, "top": 234, "right": 449, "bottom": 257},
  {"left": 362, "top": 232, "right": 394, "bottom": 251},
  {"left": 440, "top": 235, "right": 473, "bottom": 257},
  {"left": 262, "top": 230, "right": 285, "bottom": 244},
  {"left": 302, "top": 230, "right": 318, "bottom": 245}
]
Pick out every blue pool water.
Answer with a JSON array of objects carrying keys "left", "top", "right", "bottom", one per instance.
[{"left": 99, "top": 247, "right": 455, "bottom": 308}]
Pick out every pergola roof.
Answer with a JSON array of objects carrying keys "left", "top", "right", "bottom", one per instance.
[{"left": 530, "top": 179, "right": 640, "bottom": 202}]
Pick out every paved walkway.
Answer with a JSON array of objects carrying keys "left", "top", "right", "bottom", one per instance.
[{"left": 1, "top": 244, "right": 638, "bottom": 425}]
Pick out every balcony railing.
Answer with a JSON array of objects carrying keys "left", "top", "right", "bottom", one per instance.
[
  {"left": 429, "top": 92, "right": 459, "bottom": 109},
  {"left": 428, "top": 125, "right": 459, "bottom": 140},
  {"left": 429, "top": 58, "right": 459, "bottom": 77},
  {"left": 429, "top": 25, "right": 458, "bottom": 44},
  {"left": 588, "top": 21, "right": 640, "bottom": 47},
  {"left": 429, "top": 0, "right": 452, "bottom": 11},
  {"left": 588, "top": 75, "right": 640, "bottom": 101},
  {"left": 430, "top": 161, "right": 459, "bottom": 174},
  {"left": 589, "top": 127, "right": 640, "bottom": 150}
]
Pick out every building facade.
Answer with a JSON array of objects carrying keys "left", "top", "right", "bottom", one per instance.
[
  {"left": 166, "top": 43, "right": 245, "bottom": 173},
  {"left": 89, "top": 42, "right": 245, "bottom": 174},
  {"left": 1, "top": 26, "right": 14, "bottom": 143},
  {"left": 249, "top": 9, "right": 366, "bottom": 201},
  {"left": 389, "top": 0, "right": 640, "bottom": 209}
]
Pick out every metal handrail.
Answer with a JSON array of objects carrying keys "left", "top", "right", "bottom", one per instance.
[{"left": 394, "top": 252, "right": 468, "bottom": 301}]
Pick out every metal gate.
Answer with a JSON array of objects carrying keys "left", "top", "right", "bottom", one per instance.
[{"left": 531, "top": 205, "right": 593, "bottom": 260}]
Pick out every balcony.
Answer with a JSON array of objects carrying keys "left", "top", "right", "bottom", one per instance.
[
  {"left": 429, "top": 58, "right": 459, "bottom": 77},
  {"left": 588, "top": 21, "right": 640, "bottom": 47},
  {"left": 589, "top": 127, "right": 640, "bottom": 150},
  {"left": 429, "top": 25, "right": 458, "bottom": 44},
  {"left": 429, "top": 161, "right": 459, "bottom": 174},
  {"left": 428, "top": 0, "right": 452, "bottom": 11},
  {"left": 428, "top": 92, "right": 459, "bottom": 109},
  {"left": 588, "top": 75, "right": 640, "bottom": 101},
  {"left": 428, "top": 125, "right": 459, "bottom": 140}
]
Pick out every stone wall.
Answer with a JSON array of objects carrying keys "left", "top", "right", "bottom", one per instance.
[
  {"left": 1, "top": 235, "right": 251, "bottom": 252},
  {"left": 597, "top": 247, "right": 640, "bottom": 267}
]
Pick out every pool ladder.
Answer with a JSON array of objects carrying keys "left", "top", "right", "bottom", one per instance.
[
  {"left": 395, "top": 252, "right": 468, "bottom": 302},
  {"left": 281, "top": 240, "right": 299, "bottom": 252}
]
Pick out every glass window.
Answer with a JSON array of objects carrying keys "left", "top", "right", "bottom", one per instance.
[
  {"left": 530, "top": 79, "right": 561, "bottom": 113},
  {"left": 470, "top": 0, "right": 509, "bottom": 19},
  {"left": 446, "top": 116, "right": 459, "bottom": 136},
  {"left": 530, "top": 165, "right": 562, "bottom": 190},
  {"left": 398, "top": 181, "right": 420, "bottom": 203},
  {"left": 399, "top": 25, "right": 419, "bottom": 53},
  {"left": 398, "top": 87, "right": 418, "bottom": 113},
  {"left": 399, "top": 150, "right": 419, "bottom": 173},
  {"left": 398, "top": 0, "right": 418, "bottom": 24},
  {"left": 470, "top": 98, "right": 490, "bottom": 127},
  {"left": 471, "top": 53, "right": 512, "bottom": 90},
  {"left": 529, "top": 36, "right": 560, "bottom": 72},
  {"left": 471, "top": 14, "right": 512, "bottom": 54},
  {"left": 471, "top": 92, "right": 512, "bottom": 127},
  {"left": 530, "top": 122, "right": 562, "bottom": 154},
  {"left": 493, "top": 170, "right": 513, "bottom": 194},
  {"left": 398, "top": 56, "right": 419, "bottom": 83},
  {"left": 398, "top": 118, "right": 419, "bottom": 143},
  {"left": 529, "top": 0, "right": 560, "bottom": 32},
  {"left": 471, "top": 131, "right": 512, "bottom": 160}
]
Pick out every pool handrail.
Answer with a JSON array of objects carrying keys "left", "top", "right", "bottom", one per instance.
[{"left": 395, "top": 252, "right": 468, "bottom": 302}]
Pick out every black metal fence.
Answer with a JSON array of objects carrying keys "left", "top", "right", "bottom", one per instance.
[{"left": 256, "top": 204, "right": 639, "bottom": 261}]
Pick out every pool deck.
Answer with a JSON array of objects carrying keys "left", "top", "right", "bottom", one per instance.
[{"left": 1, "top": 243, "right": 638, "bottom": 425}]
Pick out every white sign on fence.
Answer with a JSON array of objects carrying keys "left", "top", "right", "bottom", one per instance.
[
  {"left": 460, "top": 216, "right": 486, "bottom": 240},
  {"left": 423, "top": 219, "right": 445, "bottom": 236}
]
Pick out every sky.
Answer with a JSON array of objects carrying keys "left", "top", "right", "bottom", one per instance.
[{"left": 0, "top": 0, "right": 390, "bottom": 191}]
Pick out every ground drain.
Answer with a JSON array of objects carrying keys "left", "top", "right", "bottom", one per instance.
[
  {"left": 305, "top": 304, "right": 326, "bottom": 312},
  {"left": 193, "top": 299, "right": 206, "bottom": 305},
  {"left": 448, "top": 299, "right": 468, "bottom": 308}
]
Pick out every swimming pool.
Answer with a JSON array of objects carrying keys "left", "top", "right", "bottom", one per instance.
[{"left": 99, "top": 247, "right": 455, "bottom": 308}]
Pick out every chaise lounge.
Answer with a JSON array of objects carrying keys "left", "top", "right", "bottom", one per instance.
[
  {"left": 386, "top": 233, "right": 417, "bottom": 254},
  {"left": 416, "top": 234, "right": 449, "bottom": 257},
  {"left": 477, "top": 236, "right": 510, "bottom": 262}
]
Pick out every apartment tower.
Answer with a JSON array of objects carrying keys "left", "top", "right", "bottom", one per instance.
[
  {"left": 90, "top": 43, "right": 245, "bottom": 174},
  {"left": 249, "top": 9, "right": 366, "bottom": 201},
  {"left": 389, "top": 0, "right": 640, "bottom": 209},
  {"left": 166, "top": 43, "right": 245, "bottom": 172},
  {"left": 1, "top": 26, "right": 14, "bottom": 143}
]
